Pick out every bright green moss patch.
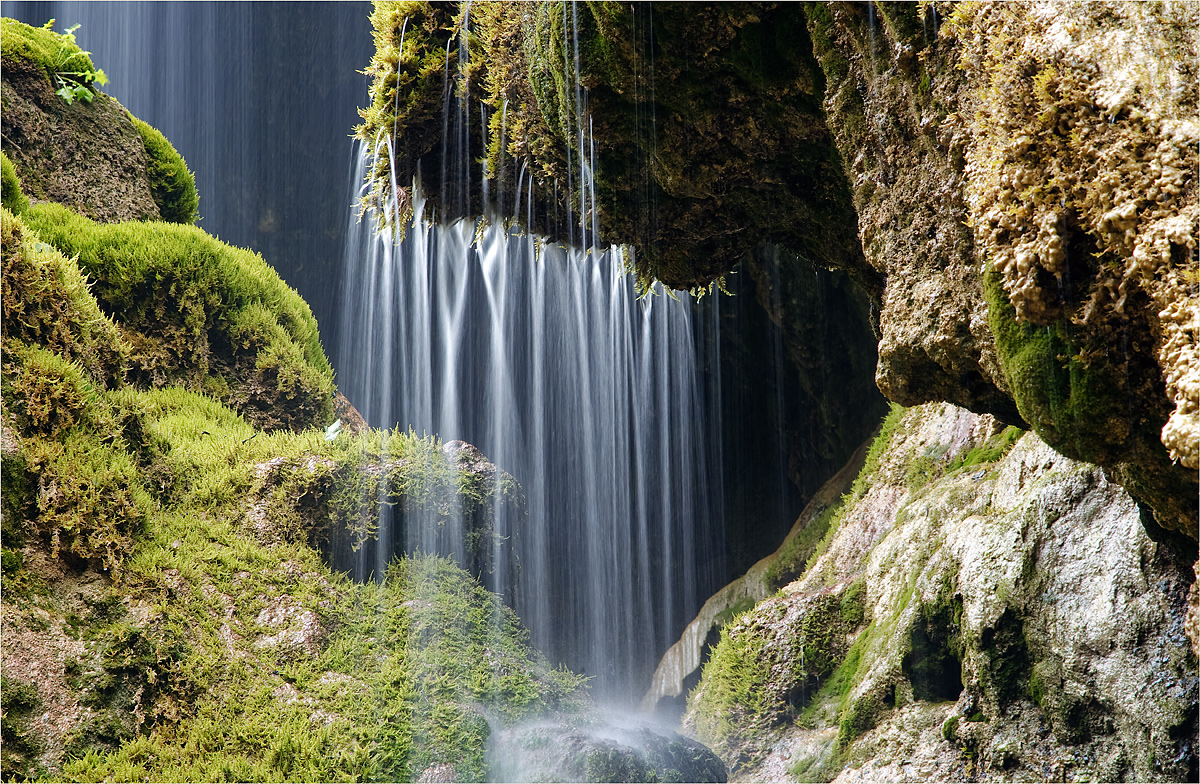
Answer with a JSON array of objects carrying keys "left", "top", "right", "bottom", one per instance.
[
  {"left": 0, "top": 17, "right": 97, "bottom": 80},
  {"left": 1, "top": 152, "right": 30, "bottom": 214},
  {"left": 689, "top": 592, "right": 851, "bottom": 762},
  {"left": 946, "top": 425, "right": 1023, "bottom": 474},
  {"left": 24, "top": 202, "right": 333, "bottom": 431},
  {"left": 1, "top": 345, "right": 155, "bottom": 577},
  {"left": 984, "top": 264, "right": 1140, "bottom": 467},
  {"left": 1, "top": 675, "right": 44, "bottom": 780},
  {"left": 130, "top": 116, "right": 198, "bottom": 224}
]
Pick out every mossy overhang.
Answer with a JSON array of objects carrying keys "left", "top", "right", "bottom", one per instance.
[{"left": 357, "top": 1, "right": 880, "bottom": 296}]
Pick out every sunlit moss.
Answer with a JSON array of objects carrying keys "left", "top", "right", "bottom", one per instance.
[
  {"left": 0, "top": 17, "right": 98, "bottom": 84},
  {"left": 1, "top": 208, "right": 129, "bottom": 386},
  {"left": 1, "top": 153, "right": 30, "bottom": 214}
]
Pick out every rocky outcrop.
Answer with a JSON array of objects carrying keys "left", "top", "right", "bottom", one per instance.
[
  {"left": 0, "top": 19, "right": 195, "bottom": 224},
  {"left": 358, "top": 2, "right": 875, "bottom": 294},
  {"left": 808, "top": 1, "right": 1197, "bottom": 537},
  {"left": 684, "top": 404, "right": 1197, "bottom": 782}
]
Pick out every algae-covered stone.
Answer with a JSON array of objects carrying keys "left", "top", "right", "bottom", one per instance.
[{"left": 23, "top": 202, "right": 334, "bottom": 432}]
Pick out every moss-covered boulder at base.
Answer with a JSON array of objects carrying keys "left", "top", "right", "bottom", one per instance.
[{"left": 1, "top": 269, "right": 583, "bottom": 780}]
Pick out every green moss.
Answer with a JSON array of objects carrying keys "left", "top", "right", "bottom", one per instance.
[
  {"left": 0, "top": 17, "right": 97, "bottom": 81},
  {"left": 839, "top": 580, "right": 866, "bottom": 628},
  {"left": 1, "top": 152, "right": 30, "bottom": 214},
  {"left": 63, "top": 555, "right": 584, "bottom": 783},
  {"left": 690, "top": 593, "right": 850, "bottom": 762},
  {"left": 2, "top": 208, "right": 130, "bottom": 387},
  {"left": 4, "top": 341, "right": 106, "bottom": 439},
  {"left": 903, "top": 451, "right": 943, "bottom": 491},
  {"left": 764, "top": 502, "right": 842, "bottom": 592},
  {"left": 713, "top": 597, "right": 756, "bottom": 629},
  {"left": 1, "top": 675, "right": 44, "bottom": 781},
  {"left": 23, "top": 202, "right": 333, "bottom": 431},
  {"left": 686, "top": 612, "right": 774, "bottom": 758},
  {"left": 946, "top": 426, "right": 1023, "bottom": 473},
  {"left": 984, "top": 265, "right": 1134, "bottom": 466},
  {"left": 130, "top": 116, "right": 198, "bottom": 224}
]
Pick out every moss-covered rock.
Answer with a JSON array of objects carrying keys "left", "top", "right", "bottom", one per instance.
[
  {"left": 22, "top": 202, "right": 334, "bottom": 432},
  {"left": 1, "top": 208, "right": 129, "bottom": 387},
  {"left": 358, "top": 2, "right": 875, "bottom": 294},
  {"left": 1, "top": 354, "right": 582, "bottom": 781},
  {"left": 1, "top": 19, "right": 166, "bottom": 223}
]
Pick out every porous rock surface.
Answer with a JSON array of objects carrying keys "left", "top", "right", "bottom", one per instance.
[
  {"left": 1, "top": 58, "right": 162, "bottom": 223},
  {"left": 686, "top": 404, "right": 1197, "bottom": 782},
  {"left": 810, "top": 1, "right": 1197, "bottom": 536}
]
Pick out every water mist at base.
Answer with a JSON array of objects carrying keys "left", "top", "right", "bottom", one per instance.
[{"left": 337, "top": 153, "right": 726, "bottom": 702}]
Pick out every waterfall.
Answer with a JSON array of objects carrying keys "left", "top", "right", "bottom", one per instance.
[{"left": 337, "top": 155, "right": 726, "bottom": 700}]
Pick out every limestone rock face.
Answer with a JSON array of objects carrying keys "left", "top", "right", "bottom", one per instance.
[
  {"left": 685, "top": 404, "right": 1197, "bottom": 782},
  {"left": 806, "top": 3, "right": 1018, "bottom": 427},
  {"left": 807, "top": 1, "right": 1197, "bottom": 537}
]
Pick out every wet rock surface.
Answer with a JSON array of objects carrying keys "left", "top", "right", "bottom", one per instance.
[{"left": 488, "top": 713, "right": 727, "bottom": 783}]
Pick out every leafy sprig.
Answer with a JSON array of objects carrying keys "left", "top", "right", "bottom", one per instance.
[{"left": 42, "top": 20, "right": 109, "bottom": 105}]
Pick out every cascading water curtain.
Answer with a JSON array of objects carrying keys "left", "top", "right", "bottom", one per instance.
[
  {"left": 336, "top": 2, "right": 723, "bottom": 702},
  {"left": 338, "top": 153, "right": 723, "bottom": 700}
]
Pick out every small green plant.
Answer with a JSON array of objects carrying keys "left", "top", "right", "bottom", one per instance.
[{"left": 42, "top": 20, "right": 109, "bottom": 104}]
